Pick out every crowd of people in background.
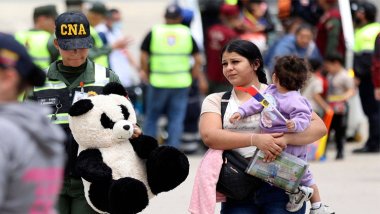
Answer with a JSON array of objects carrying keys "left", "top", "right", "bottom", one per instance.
[
  {"left": 199, "top": 0, "right": 379, "bottom": 157},
  {"left": 1, "top": 0, "right": 380, "bottom": 212},
  {"left": 5, "top": 0, "right": 380, "bottom": 156}
]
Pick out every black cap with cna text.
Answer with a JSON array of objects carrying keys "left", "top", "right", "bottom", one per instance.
[{"left": 55, "top": 12, "right": 93, "bottom": 50}]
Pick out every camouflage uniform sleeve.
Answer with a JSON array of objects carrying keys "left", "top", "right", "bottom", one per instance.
[{"left": 325, "top": 18, "right": 342, "bottom": 55}]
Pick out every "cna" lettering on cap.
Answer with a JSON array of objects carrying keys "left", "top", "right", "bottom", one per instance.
[{"left": 60, "top": 24, "right": 87, "bottom": 36}]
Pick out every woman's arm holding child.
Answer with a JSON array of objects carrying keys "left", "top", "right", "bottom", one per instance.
[
  {"left": 275, "top": 112, "right": 327, "bottom": 146},
  {"left": 200, "top": 111, "right": 285, "bottom": 161}
]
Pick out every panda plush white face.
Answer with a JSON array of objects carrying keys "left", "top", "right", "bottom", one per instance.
[{"left": 69, "top": 94, "right": 137, "bottom": 149}]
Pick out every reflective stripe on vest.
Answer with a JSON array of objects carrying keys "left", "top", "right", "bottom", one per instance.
[
  {"left": 15, "top": 30, "right": 51, "bottom": 69},
  {"left": 48, "top": 113, "right": 69, "bottom": 124},
  {"left": 34, "top": 64, "right": 109, "bottom": 92},
  {"left": 34, "top": 80, "right": 67, "bottom": 92},
  {"left": 150, "top": 24, "right": 192, "bottom": 88},
  {"left": 90, "top": 26, "right": 109, "bottom": 67},
  {"left": 354, "top": 23, "right": 380, "bottom": 53},
  {"left": 33, "top": 64, "right": 109, "bottom": 125},
  {"left": 88, "top": 63, "right": 110, "bottom": 86}
]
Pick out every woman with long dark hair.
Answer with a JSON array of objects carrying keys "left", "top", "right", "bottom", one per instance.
[{"left": 191, "top": 39, "right": 326, "bottom": 214}]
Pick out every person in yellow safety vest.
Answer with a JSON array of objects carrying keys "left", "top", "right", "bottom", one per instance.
[
  {"left": 225, "top": 0, "right": 238, "bottom": 5},
  {"left": 15, "top": 5, "right": 59, "bottom": 70},
  {"left": 140, "top": 4, "right": 208, "bottom": 149},
  {"left": 352, "top": 2, "right": 380, "bottom": 154},
  {"left": 86, "top": 1, "right": 130, "bottom": 68},
  {"left": 26, "top": 11, "right": 142, "bottom": 214}
]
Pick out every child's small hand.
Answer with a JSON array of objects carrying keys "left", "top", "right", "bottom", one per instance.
[
  {"left": 229, "top": 112, "right": 242, "bottom": 124},
  {"left": 286, "top": 120, "right": 295, "bottom": 131}
]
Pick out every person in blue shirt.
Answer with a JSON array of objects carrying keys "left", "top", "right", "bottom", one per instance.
[{"left": 266, "top": 23, "right": 322, "bottom": 75}]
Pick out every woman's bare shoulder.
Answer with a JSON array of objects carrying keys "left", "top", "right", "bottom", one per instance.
[
  {"left": 201, "top": 92, "right": 226, "bottom": 115},
  {"left": 205, "top": 92, "right": 225, "bottom": 102}
]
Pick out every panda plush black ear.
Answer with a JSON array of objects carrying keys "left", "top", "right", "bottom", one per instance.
[
  {"left": 69, "top": 99, "right": 94, "bottom": 116},
  {"left": 103, "top": 82, "right": 128, "bottom": 97}
]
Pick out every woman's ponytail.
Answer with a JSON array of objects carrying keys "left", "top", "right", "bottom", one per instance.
[{"left": 257, "top": 67, "right": 267, "bottom": 84}]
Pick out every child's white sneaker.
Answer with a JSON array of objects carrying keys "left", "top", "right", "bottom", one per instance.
[
  {"left": 310, "top": 204, "right": 335, "bottom": 214},
  {"left": 286, "top": 186, "right": 314, "bottom": 212}
]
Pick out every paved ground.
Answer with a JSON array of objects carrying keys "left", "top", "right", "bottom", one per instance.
[
  {"left": 139, "top": 142, "right": 380, "bottom": 214},
  {"left": 1, "top": 1, "right": 379, "bottom": 213}
]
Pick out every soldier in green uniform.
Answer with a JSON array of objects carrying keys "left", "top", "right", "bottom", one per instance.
[{"left": 27, "top": 11, "right": 142, "bottom": 214}]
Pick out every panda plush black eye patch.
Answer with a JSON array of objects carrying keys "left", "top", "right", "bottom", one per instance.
[
  {"left": 119, "top": 105, "right": 130, "bottom": 120},
  {"left": 101, "top": 113, "right": 115, "bottom": 129}
]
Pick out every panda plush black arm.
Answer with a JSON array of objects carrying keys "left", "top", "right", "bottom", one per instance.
[
  {"left": 129, "top": 134, "right": 159, "bottom": 159},
  {"left": 76, "top": 149, "right": 113, "bottom": 183}
]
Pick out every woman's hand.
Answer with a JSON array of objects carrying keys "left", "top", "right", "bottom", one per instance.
[{"left": 255, "top": 133, "right": 286, "bottom": 162}]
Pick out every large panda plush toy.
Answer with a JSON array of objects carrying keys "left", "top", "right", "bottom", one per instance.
[{"left": 68, "top": 82, "right": 189, "bottom": 214}]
